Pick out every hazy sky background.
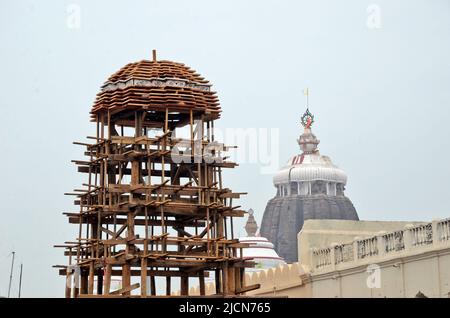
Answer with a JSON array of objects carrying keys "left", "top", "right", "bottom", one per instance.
[{"left": 0, "top": 0, "right": 449, "bottom": 297}]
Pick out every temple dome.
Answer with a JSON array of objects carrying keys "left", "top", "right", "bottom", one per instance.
[
  {"left": 90, "top": 53, "right": 220, "bottom": 122},
  {"left": 239, "top": 209, "right": 286, "bottom": 271},
  {"left": 260, "top": 106, "right": 359, "bottom": 263},
  {"left": 274, "top": 116, "right": 347, "bottom": 186},
  {"left": 239, "top": 236, "right": 286, "bottom": 271},
  {"left": 273, "top": 151, "right": 348, "bottom": 186}
]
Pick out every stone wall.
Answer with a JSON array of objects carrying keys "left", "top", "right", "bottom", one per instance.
[
  {"left": 308, "top": 218, "right": 450, "bottom": 297},
  {"left": 251, "top": 219, "right": 450, "bottom": 298},
  {"left": 260, "top": 195, "right": 358, "bottom": 263}
]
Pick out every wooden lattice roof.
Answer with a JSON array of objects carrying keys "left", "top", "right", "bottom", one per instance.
[{"left": 90, "top": 59, "right": 221, "bottom": 121}]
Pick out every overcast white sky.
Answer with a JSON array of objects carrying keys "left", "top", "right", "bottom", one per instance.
[{"left": 0, "top": 0, "right": 449, "bottom": 297}]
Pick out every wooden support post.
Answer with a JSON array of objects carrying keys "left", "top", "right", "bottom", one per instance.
[
  {"left": 180, "top": 273, "right": 189, "bottom": 296},
  {"left": 166, "top": 276, "right": 171, "bottom": 296},
  {"left": 88, "top": 262, "right": 94, "bottom": 294},
  {"left": 122, "top": 264, "right": 131, "bottom": 296},
  {"left": 222, "top": 263, "right": 229, "bottom": 295},
  {"left": 141, "top": 258, "right": 147, "bottom": 297},
  {"left": 227, "top": 266, "right": 235, "bottom": 295},
  {"left": 97, "top": 270, "right": 103, "bottom": 295},
  {"left": 65, "top": 270, "right": 72, "bottom": 298},
  {"left": 206, "top": 208, "right": 210, "bottom": 255},
  {"left": 104, "top": 264, "right": 111, "bottom": 295},
  {"left": 80, "top": 271, "right": 88, "bottom": 295},
  {"left": 215, "top": 269, "right": 221, "bottom": 294},
  {"left": 131, "top": 161, "right": 140, "bottom": 186},
  {"left": 150, "top": 275, "right": 156, "bottom": 296},
  {"left": 239, "top": 267, "right": 245, "bottom": 294},
  {"left": 217, "top": 215, "right": 224, "bottom": 238},
  {"left": 199, "top": 271, "right": 206, "bottom": 296},
  {"left": 234, "top": 267, "right": 242, "bottom": 295},
  {"left": 73, "top": 286, "right": 79, "bottom": 299}
]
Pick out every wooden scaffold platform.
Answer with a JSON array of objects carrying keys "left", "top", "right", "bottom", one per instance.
[{"left": 54, "top": 51, "right": 258, "bottom": 297}]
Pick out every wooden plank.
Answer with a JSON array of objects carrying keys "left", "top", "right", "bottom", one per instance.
[
  {"left": 67, "top": 216, "right": 205, "bottom": 228},
  {"left": 236, "top": 284, "right": 261, "bottom": 294},
  {"left": 110, "top": 283, "right": 140, "bottom": 295}
]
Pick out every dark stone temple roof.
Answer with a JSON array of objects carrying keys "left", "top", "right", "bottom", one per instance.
[{"left": 261, "top": 195, "right": 358, "bottom": 263}]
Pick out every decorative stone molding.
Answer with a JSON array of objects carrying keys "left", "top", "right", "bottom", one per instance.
[{"left": 101, "top": 77, "right": 211, "bottom": 92}]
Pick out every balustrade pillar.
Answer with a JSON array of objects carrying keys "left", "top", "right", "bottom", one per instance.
[
  {"left": 404, "top": 224, "right": 414, "bottom": 251},
  {"left": 310, "top": 248, "right": 317, "bottom": 270},
  {"left": 330, "top": 243, "right": 337, "bottom": 270},
  {"left": 376, "top": 231, "right": 386, "bottom": 257},
  {"left": 353, "top": 237, "right": 360, "bottom": 264},
  {"left": 432, "top": 219, "right": 440, "bottom": 246}
]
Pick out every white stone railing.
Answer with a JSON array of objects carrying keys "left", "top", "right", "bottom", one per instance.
[
  {"left": 437, "top": 218, "right": 450, "bottom": 241},
  {"left": 410, "top": 223, "right": 433, "bottom": 247},
  {"left": 334, "top": 243, "right": 354, "bottom": 265},
  {"left": 382, "top": 230, "right": 404, "bottom": 253},
  {"left": 357, "top": 236, "right": 378, "bottom": 259},
  {"left": 311, "top": 217, "right": 450, "bottom": 271},
  {"left": 312, "top": 247, "right": 332, "bottom": 269}
]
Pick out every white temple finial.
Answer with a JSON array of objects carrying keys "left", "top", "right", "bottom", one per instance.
[
  {"left": 245, "top": 209, "right": 258, "bottom": 237},
  {"left": 298, "top": 107, "right": 319, "bottom": 154}
]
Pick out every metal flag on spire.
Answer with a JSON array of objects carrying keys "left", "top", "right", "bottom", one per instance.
[{"left": 303, "top": 87, "right": 309, "bottom": 108}]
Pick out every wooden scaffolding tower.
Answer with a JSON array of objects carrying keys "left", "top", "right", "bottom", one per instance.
[{"left": 55, "top": 52, "right": 257, "bottom": 297}]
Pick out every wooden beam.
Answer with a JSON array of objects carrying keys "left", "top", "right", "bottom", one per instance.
[
  {"left": 110, "top": 283, "right": 140, "bottom": 296},
  {"left": 236, "top": 284, "right": 261, "bottom": 294}
]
